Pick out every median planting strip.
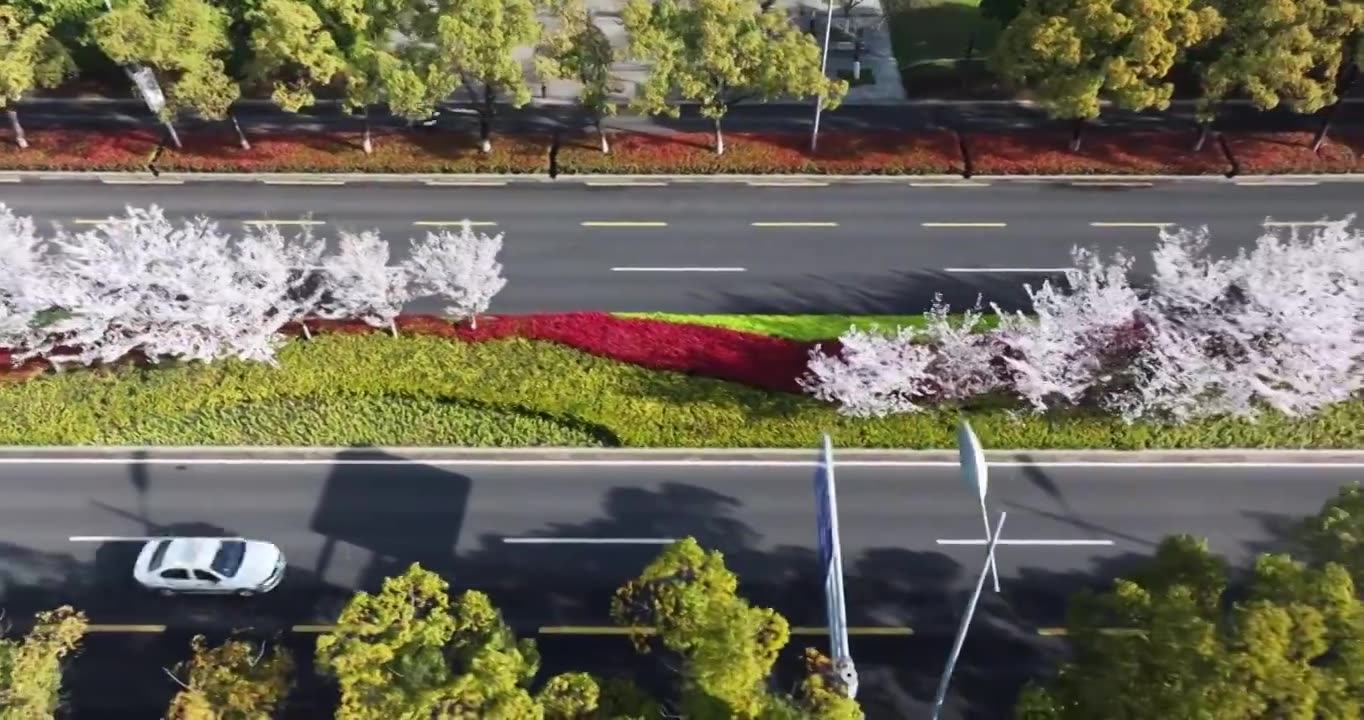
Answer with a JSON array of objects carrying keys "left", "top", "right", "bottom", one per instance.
[
  {"left": 2, "top": 312, "right": 1361, "bottom": 449},
  {"left": 4, "top": 127, "right": 1363, "bottom": 175}
]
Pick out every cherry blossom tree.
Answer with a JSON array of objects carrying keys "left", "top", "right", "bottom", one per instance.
[
  {"left": 1119, "top": 217, "right": 1364, "bottom": 422},
  {"left": 316, "top": 230, "right": 411, "bottom": 337},
  {"left": 236, "top": 223, "right": 328, "bottom": 341},
  {"left": 404, "top": 221, "right": 508, "bottom": 329},
  {"left": 802, "top": 297, "right": 1000, "bottom": 417},
  {"left": 991, "top": 246, "right": 1148, "bottom": 412},
  {"left": 0, "top": 204, "right": 52, "bottom": 358}
]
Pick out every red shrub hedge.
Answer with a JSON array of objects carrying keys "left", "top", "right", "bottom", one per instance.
[
  {"left": 0, "top": 313, "right": 836, "bottom": 393},
  {"left": 967, "top": 129, "right": 1233, "bottom": 175},
  {"left": 1222, "top": 131, "right": 1364, "bottom": 174}
]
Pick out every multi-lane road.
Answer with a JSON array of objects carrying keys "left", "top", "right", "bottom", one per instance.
[
  {"left": 1, "top": 178, "right": 1361, "bottom": 314},
  {"left": 1, "top": 450, "right": 1358, "bottom": 718}
]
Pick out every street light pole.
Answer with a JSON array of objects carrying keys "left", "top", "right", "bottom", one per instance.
[
  {"left": 810, "top": 0, "right": 835, "bottom": 152},
  {"left": 930, "top": 511, "right": 1007, "bottom": 720}
]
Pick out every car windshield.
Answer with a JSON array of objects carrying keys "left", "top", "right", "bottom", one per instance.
[
  {"left": 210, "top": 540, "right": 247, "bottom": 577},
  {"left": 147, "top": 540, "right": 172, "bottom": 571}
]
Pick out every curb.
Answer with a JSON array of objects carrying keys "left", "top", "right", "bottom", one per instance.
[
  {"left": 2, "top": 447, "right": 1364, "bottom": 465},
  {"left": 3, "top": 170, "right": 1364, "bottom": 184}
]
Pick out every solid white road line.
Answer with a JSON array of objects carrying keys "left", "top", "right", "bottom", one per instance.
[
  {"left": 0, "top": 176, "right": 20, "bottom": 183},
  {"left": 412, "top": 220, "right": 499, "bottom": 227},
  {"left": 1069, "top": 181, "right": 1153, "bottom": 187},
  {"left": 1089, "top": 222, "right": 1173, "bottom": 228},
  {"left": 750, "top": 221, "right": 839, "bottom": 227},
  {"left": 1236, "top": 180, "right": 1319, "bottom": 187},
  {"left": 944, "top": 267, "right": 1070, "bottom": 273},
  {"left": 582, "top": 221, "right": 669, "bottom": 227},
  {"left": 242, "top": 220, "right": 326, "bottom": 226},
  {"left": 922, "top": 222, "right": 1008, "bottom": 228},
  {"left": 746, "top": 181, "right": 829, "bottom": 187},
  {"left": 261, "top": 180, "right": 346, "bottom": 186},
  {"left": 69, "top": 535, "right": 244, "bottom": 542},
  {"left": 937, "top": 539, "right": 1116, "bottom": 546},
  {"left": 610, "top": 267, "right": 746, "bottom": 272},
  {"left": 586, "top": 181, "right": 668, "bottom": 187},
  {"left": 100, "top": 178, "right": 184, "bottom": 185},
  {"left": 502, "top": 537, "right": 677, "bottom": 544},
  {"left": 1263, "top": 220, "right": 1331, "bottom": 227},
  {"left": 12, "top": 459, "right": 1364, "bottom": 468},
  {"left": 910, "top": 182, "right": 990, "bottom": 187},
  {"left": 424, "top": 180, "right": 508, "bottom": 186}
]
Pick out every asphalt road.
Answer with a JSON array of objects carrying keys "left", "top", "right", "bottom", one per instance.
[
  {"left": 0, "top": 455, "right": 1358, "bottom": 718},
  {"left": 2, "top": 180, "right": 1361, "bottom": 314}
]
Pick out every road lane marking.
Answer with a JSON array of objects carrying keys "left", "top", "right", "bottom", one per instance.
[
  {"left": 1236, "top": 180, "right": 1319, "bottom": 186},
  {"left": 12, "top": 458, "right": 1364, "bottom": 468},
  {"left": 292, "top": 625, "right": 337, "bottom": 633},
  {"left": 910, "top": 181, "right": 990, "bottom": 187},
  {"left": 582, "top": 221, "right": 668, "bottom": 227},
  {"left": 86, "top": 624, "right": 167, "bottom": 633},
  {"left": 1263, "top": 220, "right": 1331, "bottom": 227},
  {"left": 944, "top": 267, "right": 1069, "bottom": 273},
  {"left": 922, "top": 222, "right": 1008, "bottom": 228},
  {"left": 100, "top": 178, "right": 184, "bottom": 185},
  {"left": 1089, "top": 222, "right": 1173, "bottom": 228},
  {"left": 424, "top": 180, "right": 508, "bottom": 186},
  {"left": 1037, "top": 627, "right": 1144, "bottom": 637},
  {"left": 586, "top": 181, "right": 668, "bottom": 187},
  {"left": 937, "top": 539, "right": 1115, "bottom": 546},
  {"left": 1069, "top": 181, "right": 1153, "bottom": 188},
  {"left": 242, "top": 220, "right": 326, "bottom": 226},
  {"left": 0, "top": 176, "right": 20, "bottom": 183},
  {"left": 746, "top": 181, "right": 829, "bottom": 187},
  {"left": 538, "top": 626, "right": 912, "bottom": 636},
  {"left": 261, "top": 180, "right": 345, "bottom": 186},
  {"left": 611, "top": 267, "right": 747, "bottom": 272},
  {"left": 70, "top": 535, "right": 243, "bottom": 542},
  {"left": 750, "top": 221, "right": 839, "bottom": 228},
  {"left": 72, "top": 219, "right": 129, "bottom": 225},
  {"left": 413, "top": 220, "right": 499, "bottom": 227},
  {"left": 502, "top": 537, "right": 677, "bottom": 544}
]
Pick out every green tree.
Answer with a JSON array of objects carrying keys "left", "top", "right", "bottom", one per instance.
[
  {"left": 537, "top": 672, "right": 601, "bottom": 719},
  {"left": 89, "top": 0, "right": 238, "bottom": 149},
  {"left": 1016, "top": 535, "right": 1364, "bottom": 719},
  {"left": 317, "top": 562, "right": 553, "bottom": 719},
  {"left": 613, "top": 538, "right": 861, "bottom": 719},
  {"left": 428, "top": 0, "right": 539, "bottom": 154},
  {"left": 307, "top": 0, "right": 457, "bottom": 155},
  {"left": 622, "top": 0, "right": 847, "bottom": 155},
  {"left": 0, "top": 606, "right": 88, "bottom": 719},
  {"left": 1300, "top": 481, "right": 1364, "bottom": 585},
  {"left": 164, "top": 635, "right": 294, "bottom": 720},
  {"left": 536, "top": 0, "right": 618, "bottom": 153},
  {"left": 992, "top": 0, "right": 1223, "bottom": 151},
  {"left": 0, "top": 5, "right": 76, "bottom": 149},
  {"left": 1196, "top": 0, "right": 1364, "bottom": 151}
]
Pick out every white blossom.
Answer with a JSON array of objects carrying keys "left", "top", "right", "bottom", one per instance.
[
  {"left": 404, "top": 222, "right": 508, "bottom": 328},
  {"left": 236, "top": 223, "right": 327, "bottom": 343},
  {"left": 0, "top": 205, "right": 53, "bottom": 358},
  {"left": 992, "top": 246, "right": 1146, "bottom": 411},
  {"left": 317, "top": 230, "right": 411, "bottom": 336},
  {"left": 1122, "top": 217, "right": 1364, "bottom": 422}
]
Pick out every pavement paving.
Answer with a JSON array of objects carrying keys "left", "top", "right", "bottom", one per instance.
[
  {"left": 0, "top": 454, "right": 1357, "bottom": 717},
  {"left": 1, "top": 179, "right": 1360, "bottom": 314}
]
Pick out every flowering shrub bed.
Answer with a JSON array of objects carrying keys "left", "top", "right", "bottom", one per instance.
[
  {"left": 556, "top": 130, "right": 965, "bottom": 175},
  {"left": 967, "top": 130, "right": 1234, "bottom": 175},
  {"left": 2, "top": 331, "right": 1362, "bottom": 448},
  {"left": 6, "top": 126, "right": 1364, "bottom": 175},
  {"left": 1223, "top": 131, "right": 1364, "bottom": 174}
]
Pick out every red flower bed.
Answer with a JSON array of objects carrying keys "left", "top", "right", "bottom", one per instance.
[
  {"left": 558, "top": 130, "right": 965, "bottom": 175},
  {"left": 0, "top": 314, "right": 839, "bottom": 393},
  {"left": 0, "top": 126, "right": 964, "bottom": 175},
  {"left": 967, "top": 129, "right": 1233, "bottom": 175},
  {"left": 1222, "top": 131, "right": 1364, "bottom": 174}
]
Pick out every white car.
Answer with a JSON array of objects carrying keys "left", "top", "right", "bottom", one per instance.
[{"left": 133, "top": 537, "right": 285, "bottom": 596}]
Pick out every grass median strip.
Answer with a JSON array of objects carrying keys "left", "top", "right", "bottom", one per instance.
[{"left": 3, "top": 317, "right": 1361, "bottom": 448}]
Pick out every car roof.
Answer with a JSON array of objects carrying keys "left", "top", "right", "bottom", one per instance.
[{"left": 159, "top": 538, "right": 224, "bottom": 569}]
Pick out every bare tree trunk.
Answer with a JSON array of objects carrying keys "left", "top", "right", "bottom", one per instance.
[
  {"left": 713, "top": 116, "right": 725, "bottom": 155},
  {"left": 229, "top": 110, "right": 250, "bottom": 150},
  {"left": 362, "top": 107, "right": 373, "bottom": 155},
  {"left": 597, "top": 117, "right": 610, "bottom": 154},
  {"left": 388, "top": 318, "right": 399, "bottom": 338},
  {"left": 6, "top": 109, "right": 28, "bottom": 149},
  {"left": 1068, "top": 118, "right": 1084, "bottom": 152},
  {"left": 163, "top": 119, "right": 183, "bottom": 149},
  {"left": 1193, "top": 121, "right": 1213, "bottom": 152},
  {"left": 1314, "top": 61, "right": 1359, "bottom": 152},
  {"left": 300, "top": 321, "right": 312, "bottom": 340},
  {"left": 479, "top": 85, "right": 495, "bottom": 153}
]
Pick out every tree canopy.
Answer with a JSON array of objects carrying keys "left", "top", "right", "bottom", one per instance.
[
  {"left": 1016, "top": 534, "right": 1364, "bottom": 719},
  {"left": 536, "top": 0, "right": 618, "bottom": 152},
  {"left": 0, "top": 4, "right": 76, "bottom": 148},
  {"left": 165, "top": 635, "right": 295, "bottom": 720},
  {"left": 0, "top": 606, "right": 88, "bottom": 719},
  {"left": 992, "top": 0, "right": 1223, "bottom": 147},
  {"left": 622, "top": 0, "right": 847, "bottom": 154}
]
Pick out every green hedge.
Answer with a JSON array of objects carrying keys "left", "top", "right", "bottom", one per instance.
[{"left": 3, "top": 334, "right": 1363, "bottom": 448}]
